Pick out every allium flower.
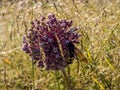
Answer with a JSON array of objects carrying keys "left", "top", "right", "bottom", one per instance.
[{"left": 22, "top": 14, "right": 80, "bottom": 70}]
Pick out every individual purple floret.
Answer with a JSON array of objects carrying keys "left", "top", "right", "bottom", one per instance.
[{"left": 22, "top": 14, "right": 80, "bottom": 70}]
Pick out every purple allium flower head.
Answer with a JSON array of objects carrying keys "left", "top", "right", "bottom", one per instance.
[{"left": 22, "top": 14, "right": 80, "bottom": 70}]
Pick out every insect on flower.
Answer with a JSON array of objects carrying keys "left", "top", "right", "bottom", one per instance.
[
  {"left": 22, "top": 14, "right": 87, "bottom": 70},
  {"left": 66, "top": 41, "right": 87, "bottom": 64}
]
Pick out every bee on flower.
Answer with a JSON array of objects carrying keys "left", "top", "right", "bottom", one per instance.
[{"left": 22, "top": 14, "right": 87, "bottom": 70}]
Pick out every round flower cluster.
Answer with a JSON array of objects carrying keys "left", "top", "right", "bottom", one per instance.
[{"left": 22, "top": 14, "right": 80, "bottom": 70}]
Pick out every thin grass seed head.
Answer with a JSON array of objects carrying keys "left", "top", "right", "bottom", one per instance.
[{"left": 22, "top": 14, "right": 80, "bottom": 70}]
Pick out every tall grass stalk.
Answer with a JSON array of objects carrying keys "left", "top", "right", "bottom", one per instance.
[{"left": 3, "top": 66, "right": 8, "bottom": 90}]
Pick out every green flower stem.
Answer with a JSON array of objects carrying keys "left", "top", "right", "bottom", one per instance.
[
  {"left": 62, "top": 69, "right": 73, "bottom": 90},
  {"left": 55, "top": 71, "right": 61, "bottom": 90},
  {"left": 32, "top": 60, "right": 35, "bottom": 90}
]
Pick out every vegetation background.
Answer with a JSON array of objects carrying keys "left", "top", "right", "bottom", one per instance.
[{"left": 0, "top": 0, "right": 120, "bottom": 90}]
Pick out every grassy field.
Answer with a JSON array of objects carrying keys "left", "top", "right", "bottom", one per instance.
[{"left": 0, "top": 0, "right": 120, "bottom": 90}]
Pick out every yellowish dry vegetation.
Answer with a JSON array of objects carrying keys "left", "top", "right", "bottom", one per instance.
[{"left": 0, "top": 0, "right": 120, "bottom": 90}]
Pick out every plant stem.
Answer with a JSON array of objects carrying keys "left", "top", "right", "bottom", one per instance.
[
  {"left": 55, "top": 71, "right": 61, "bottom": 90},
  {"left": 4, "top": 66, "right": 8, "bottom": 90},
  {"left": 61, "top": 69, "right": 73, "bottom": 90},
  {"left": 32, "top": 60, "right": 35, "bottom": 90}
]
